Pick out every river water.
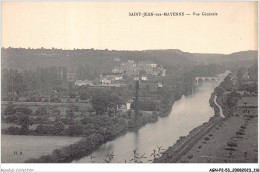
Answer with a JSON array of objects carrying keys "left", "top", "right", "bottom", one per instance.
[{"left": 73, "top": 72, "right": 229, "bottom": 163}]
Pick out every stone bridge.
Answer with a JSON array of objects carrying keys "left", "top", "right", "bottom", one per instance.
[{"left": 195, "top": 76, "right": 225, "bottom": 83}]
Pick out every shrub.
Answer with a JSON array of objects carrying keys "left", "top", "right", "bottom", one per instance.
[
  {"left": 187, "top": 155, "right": 193, "bottom": 159},
  {"left": 65, "top": 125, "right": 83, "bottom": 136},
  {"left": 61, "top": 118, "right": 75, "bottom": 125},
  {"left": 5, "top": 115, "right": 18, "bottom": 123},
  {"left": 6, "top": 126, "right": 20, "bottom": 135},
  {"left": 35, "top": 124, "right": 55, "bottom": 135},
  {"left": 53, "top": 121, "right": 65, "bottom": 135},
  {"left": 35, "top": 107, "right": 48, "bottom": 116},
  {"left": 236, "top": 131, "right": 245, "bottom": 136},
  {"left": 16, "top": 106, "right": 32, "bottom": 115},
  {"left": 204, "top": 137, "right": 210, "bottom": 141},
  {"left": 4, "top": 105, "right": 16, "bottom": 115},
  {"left": 241, "top": 125, "right": 246, "bottom": 129},
  {"left": 227, "top": 141, "right": 237, "bottom": 148}
]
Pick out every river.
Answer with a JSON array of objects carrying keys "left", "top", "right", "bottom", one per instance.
[
  {"left": 72, "top": 72, "right": 230, "bottom": 163},
  {"left": 72, "top": 77, "right": 227, "bottom": 163}
]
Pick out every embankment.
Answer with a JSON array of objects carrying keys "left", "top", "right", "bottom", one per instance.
[{"left": 154, "top": 86, "right": 225, "bottom": 163}]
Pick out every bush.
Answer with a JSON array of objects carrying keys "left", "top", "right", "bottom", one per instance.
[
  {"left": 204, "top": 137, "right": 210, "bottom": 141},
  {"left": 4, "top": 105, "right": 16, "bottom": 115},
  {"left": 65, "top": 125, "right": 83, "bottom": 136},
  {"left": 241, "top": 125, "right": 246, "bottom": 129},
  {"left": 6, "top": 126, "right": 20, "bottom": 135},
  {"left": 53, "top": 121, "right": 65, "bottom": 135},
  {"left": 61, "top": 118, "right": 75, "bottom": 125},
  {"left": 35, "top": 107, "right": 48, "bottom": 116},
  {"left": 5, "top": 115, "right": 18, "bottom": 123},
  {"left": 16, "top": 106, "right": 32, "bottom": 115},
  {"left": 227, "top": 141, "right": 237, "bottom": 148},
  {"left": 35, "top": 124, "right": 55, "bottom": 135},
  {"left": 81, "top": 116, "right": 92, "bottom": 124},
  {"left": 236, "top": 131, "right": 245, "bottom": 136},
  {"left": 187, "top": 155, "right": 193, "bottom": 159}
]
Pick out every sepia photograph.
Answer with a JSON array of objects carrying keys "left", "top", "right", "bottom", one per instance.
[{"left": 0, "top": 1, "right": 259, "bottom": 172}]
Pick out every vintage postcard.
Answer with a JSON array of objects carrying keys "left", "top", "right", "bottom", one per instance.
[{"left": 1, "top": 1, "right": 259, "bottom": 173}]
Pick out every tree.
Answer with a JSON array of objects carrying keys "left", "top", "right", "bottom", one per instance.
[
  {"left": 127, "top": 110, "right": 132, "bottom": 118},
  {"left": 5, "top": 115, "right": 18, "bottom": 123},
  {"left": 91, "top": 91, "right": 108, "bottom": 115},
  {"left": 18, "top": 115, "right": 33, "bottom": 134},
  {"left": 107, "top": 94, "right": 123, "bottom": 116},
  {"left": 35, "top": 107, "right": 48, "bottom": 116},
  {"left": 65, "top": 125, "right": 83, "bottom": 136},
  {"left": 53, "top": 121, "right": 65, "bottom": 135},
  {"left": 215, "top": 87, "right": 225, "bottom": 96},
  {"left": 4, "top": 104, "right": 16, "bottom": 115},
  {"left": 16, "top": 106, "right": 32, "bottom": 115},
  {"left": 134, "top": 81, "right": 139, "bottom": 117},
  {"left": 6, "top": 126, "right": 20, "bottom": 135}
]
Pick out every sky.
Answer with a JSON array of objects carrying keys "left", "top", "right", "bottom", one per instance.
[{"left": 1, "top": 1, "right": 258, "bottom": 54}]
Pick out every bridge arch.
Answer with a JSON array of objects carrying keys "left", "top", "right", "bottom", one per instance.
[{"left": 195, "top": 76, "right": 224, "bottom": 83}]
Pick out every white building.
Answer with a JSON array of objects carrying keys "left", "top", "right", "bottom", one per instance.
[
  {"left": 149, "top": 64, "right": 157, "bottom": 68},
  {"left": 134, "top": 77, "right": 139, "bottom": 81},
  {"left": 101, "top": 78, "right": 111, "bottom": 85},
  {"left": 115, "top": 76, "right": 123, "bottom": 81},
  {"left": 75, "top": 80, "right": 93, "bottom": 86},
  {"left": 158, "top": 82, "right": 163, "bottom": 88},
  {"left": 126, "top": 99, "right": 133, "bottom": 110},
  {"left": 141, "top": 76, "right": 148, "bottom": 81}
]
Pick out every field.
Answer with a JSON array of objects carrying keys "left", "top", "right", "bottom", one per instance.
[
  {"left": 178, "top": 115, "right": 258, "bottom": 163},
  {"left": 1, "top": 135, "right": 82, "bottom": 163}
]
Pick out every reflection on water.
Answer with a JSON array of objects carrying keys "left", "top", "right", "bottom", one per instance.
[{"left": 73, "top": 83, "right": 220, "bottom": 163}]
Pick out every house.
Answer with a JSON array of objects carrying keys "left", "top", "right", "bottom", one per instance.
[
  {"left": 149, "top": 64, "right": 157, "bottom": 68},
  {"left": 126, "top": 99, "right": 134, "bottom": 110},
  {"left": 112, "top": 68, "right": 122, "bottom": 73},
  {"left": 101, "top": 78, "right": 111, "bottom": 85},
  {"left": 139, "top": 60, "right": 157, "bottom": 68},
  {"left": 115, "top": 76, "right": 123, "bottom": 81},
  {"left": 134, "top": 77, "right": 139, "bottom": 81},
  {"left": 75, "top": 80, "right": 93, "bottom": 86},
  {"left": 141, "top": 76, "right": 148, "bottom": 81},
  {"left": 158, "top": 82, "right": 163, "bottom": 88},
  {"left": 104, "top": 73, "right": 123, "bottom": 81}
]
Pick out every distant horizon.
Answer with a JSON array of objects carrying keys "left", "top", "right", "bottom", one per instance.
[{"left": 1, "top": 46, "right": 258, "bottom": 55}]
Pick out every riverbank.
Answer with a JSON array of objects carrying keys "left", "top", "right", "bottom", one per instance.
[
  {"left": 155, "top": 72, "right": 258, "bottom": 163},
  {"left": 1, "top": 135, "right": 82, "bottom": 163},
  {"left": 154, "top": 81, "right": 225, "bottom": 163},
  {"left": 24, "top": 100, "right": 175, "bottom": 163}
]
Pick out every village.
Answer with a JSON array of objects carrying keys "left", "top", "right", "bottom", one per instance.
[
  {"left": 2, "top": 58, "right": 166, "bottom": 111},
  {"left": 1, "top": 56, "right": 176, "bottom": 140}
]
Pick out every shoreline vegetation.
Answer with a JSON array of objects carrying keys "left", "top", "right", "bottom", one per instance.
[{"left": 23, "top": 100, "right": 175, "bottom": 163}]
